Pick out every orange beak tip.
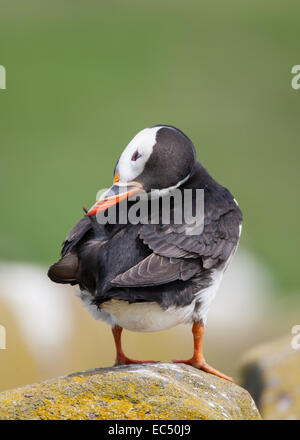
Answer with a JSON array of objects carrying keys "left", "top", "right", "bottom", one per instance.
[{"left": 86, "top": 187, "right": 139, "bottom": 217}]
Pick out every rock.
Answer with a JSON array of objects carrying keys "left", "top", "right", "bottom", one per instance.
[
  {"left": 239, "top": 335, "right": 300, "bottom": 420},
  {"left": 0, "top": 363, "right": 261, "bottom": 420}
]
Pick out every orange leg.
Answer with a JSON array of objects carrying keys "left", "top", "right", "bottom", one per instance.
[
  {"left": 112, "top": 325, "right": 157, "bottom": 366},
  {"left": 173, "top": 321, "right": 232, "bottom": 382}
]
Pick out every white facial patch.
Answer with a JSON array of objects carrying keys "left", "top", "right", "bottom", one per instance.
[{"left": 116, "top": 126, "right": 162, "bottom": 182}]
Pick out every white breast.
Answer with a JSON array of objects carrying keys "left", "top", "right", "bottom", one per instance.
[
  {"left": 100, "top": 299, "right": 195, "bottom": 332},
  {"left": 78, "top": 290, "right": 195, "bottom": 332},
  {"left": 77, "top": 269, "right": 224, "bottom": 332}
]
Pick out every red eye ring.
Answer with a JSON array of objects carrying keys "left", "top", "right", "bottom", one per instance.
[{"left": 131, "top": 151, "right": 141, "bottom": 161}]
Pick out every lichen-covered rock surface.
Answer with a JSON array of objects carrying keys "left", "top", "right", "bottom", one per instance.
[
  {"left": 0, "top": 363, "right": 261, "bottom": 420},
  {"left": 240, "top": 335, "right": 300, "bottom": 420}
]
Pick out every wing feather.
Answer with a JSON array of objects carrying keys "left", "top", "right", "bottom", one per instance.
[
  {"left": 111, "top": 253, "right": 201, "bottom": 287},
  {"left": 61, "top": 216, "right": 92, "bottom": 257},
  {"left": 111, "top": 190, "right": 242, "bottom": 288}
]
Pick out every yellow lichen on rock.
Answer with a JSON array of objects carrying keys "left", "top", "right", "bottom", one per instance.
[{"left": 0, "top": 363, "right": 261, "bottom": 420}]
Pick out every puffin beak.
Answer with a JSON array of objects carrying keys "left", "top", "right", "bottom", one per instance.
[
  {"left": 86, "top": 174, "right": 143, "bottom": 216},
  {"left": 113, "top": 172, "right": 120, "bottom": 184}
]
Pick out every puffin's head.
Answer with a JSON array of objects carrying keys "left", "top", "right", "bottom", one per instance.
[{"left": 87, "top": 125, "right": 197, "bottom": 215}]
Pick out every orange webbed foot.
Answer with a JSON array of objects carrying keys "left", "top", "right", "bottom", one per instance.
[
  {"left": 115, "top": 355, "right": 157, "bottom": 366},
  {"left": 173, "top": 357, "right": 232, "bottom": 382}
]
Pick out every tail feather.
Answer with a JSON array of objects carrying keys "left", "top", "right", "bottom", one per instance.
[{"left": 48, "top": 252, "right": 79, "bottom": 285}]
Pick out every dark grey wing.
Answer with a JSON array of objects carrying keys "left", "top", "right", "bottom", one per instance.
[
  {"left": 111, "top": 253, "right": 201, "bottom": 287},
  {"left": 139, "top": 206, "right": 242, "bottom": 269},
  {"left": 61, "top": 216, "right": 92, "bottom": 257},
  {"left": 111, "top": 189, "right": 242, "bottom": 288}
]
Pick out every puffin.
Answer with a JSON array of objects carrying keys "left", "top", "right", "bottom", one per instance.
[{"left": 48, "top": 125, "right": 242, "bottom": 382}]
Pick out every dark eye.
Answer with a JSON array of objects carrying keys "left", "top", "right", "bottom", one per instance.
[{"left": 131, "top": 151, "right": 141, "bottom": 161}]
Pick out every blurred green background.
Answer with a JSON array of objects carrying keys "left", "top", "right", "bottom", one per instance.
[
  {"left": 0, "top": 0, "right": 300, "bottom": 394},
  {"left": 0, "top": 0, "right": 299, "bottom": 293}
]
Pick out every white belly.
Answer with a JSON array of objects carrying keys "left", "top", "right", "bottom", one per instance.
[
  {"left": 77, "top": 290, "right": 194, "bottom": 332},
  {"left": 77, "top": 269, "right": 223, "bottom": 332},
  {"left": 101, "top": 299, "right": 195, "bottom": 332}
]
